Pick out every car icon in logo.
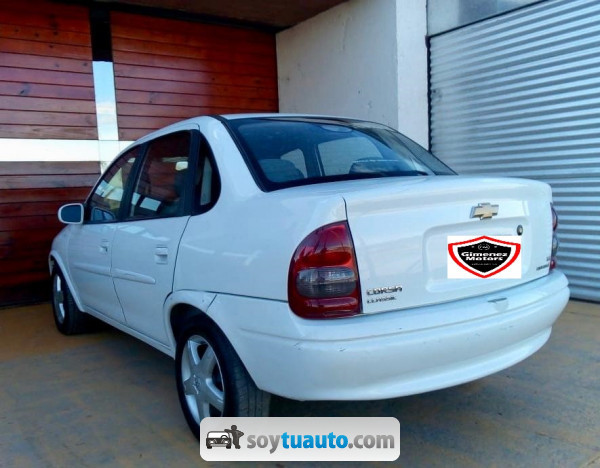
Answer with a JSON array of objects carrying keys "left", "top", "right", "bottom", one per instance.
[{"left": 206, "top": 431, "right": 232, "bottom": 449}]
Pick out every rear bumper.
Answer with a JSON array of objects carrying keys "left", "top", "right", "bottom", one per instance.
[{"left": 208, "top": 271, "right": 569, "bottom": 400}]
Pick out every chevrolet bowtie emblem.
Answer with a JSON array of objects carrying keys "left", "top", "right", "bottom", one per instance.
[{"left": 471, "top": 203, "right": 499, "bottom": 220}]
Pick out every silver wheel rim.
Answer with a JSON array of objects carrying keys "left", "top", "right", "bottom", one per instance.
[
  {"left": 53, "top": 275, "right": 66, "bottom": 324},
  {"left": 181, "top": 335, "right": 225, "bottom": 423}
]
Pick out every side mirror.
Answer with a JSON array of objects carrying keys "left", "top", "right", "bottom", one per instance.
[{"left": 58, "top": 203, "right": 84, "bottom": 224}]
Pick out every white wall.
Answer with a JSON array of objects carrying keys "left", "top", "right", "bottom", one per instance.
[
  {"left": 396, "top": 0, "right": 429, "bottom": 146},
  {"left": 277, "top": 0, "right": 429, "bottom": 147}
]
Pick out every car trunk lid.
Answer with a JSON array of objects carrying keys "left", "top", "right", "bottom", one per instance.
[{"left": 342, "top": 176, "right": 553, "bottom": 314}]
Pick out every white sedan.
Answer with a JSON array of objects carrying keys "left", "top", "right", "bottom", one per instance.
[{"left": 50, "top": 114, "right": 569, "bottom": 437}]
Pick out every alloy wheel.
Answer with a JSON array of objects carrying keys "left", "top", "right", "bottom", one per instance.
[
  {"left": 53, "top": 274, "right": 66, "bottom": 324},
  {"left": 180, "top": 335, "right": 225, "bottom": 423}
]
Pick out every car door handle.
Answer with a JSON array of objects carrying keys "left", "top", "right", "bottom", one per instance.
[
  {"left": 154, "top": 246, "right": 169, "bottom": 264},
  {"left": 99, "top": 240, "right": 109, "bottom": 254}
]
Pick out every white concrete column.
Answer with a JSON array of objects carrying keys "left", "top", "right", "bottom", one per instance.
[
  {"left": 396, "top": 0, "right": 428, "bottom": 147},
  {"left": 277, "top": 0, "right": 428, "bottom": 147}
]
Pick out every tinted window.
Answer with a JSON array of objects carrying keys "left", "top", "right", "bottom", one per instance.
[
  {"left": 228, "top": 118, "right": 455, "bottom": 191},
  {"left": 88, "top": 146, "right": 140, "bottom": 222},
  {"left": 129, "top": 131, "right": 191, "bottom": 219}
]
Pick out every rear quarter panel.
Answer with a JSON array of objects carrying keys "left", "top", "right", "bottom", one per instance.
[{"left": 174, "top": 119, "right": 347, "bottom": 301}]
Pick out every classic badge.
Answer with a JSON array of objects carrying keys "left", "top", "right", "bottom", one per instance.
[{"left": 447, "top": 236, "right": 521, "bottom": 279}]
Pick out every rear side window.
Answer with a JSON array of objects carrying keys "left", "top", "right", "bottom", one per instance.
[
  {"left": 129, "top": 131, "right": 191, "bottom": 219},
  {"left": 227, "top": 118, "right": 455, "bottom": 191}
]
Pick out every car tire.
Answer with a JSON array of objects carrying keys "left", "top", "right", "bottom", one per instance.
[
  {"left": 175, "top": 322, "right": 270, "bottom": 438},
  {"left": 51, "top": 269, "right": 93, "bottom": 335}
]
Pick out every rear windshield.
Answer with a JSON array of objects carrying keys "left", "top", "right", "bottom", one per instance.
[{"left": 226, "top": 117, "right": 455, "bottom": 191}]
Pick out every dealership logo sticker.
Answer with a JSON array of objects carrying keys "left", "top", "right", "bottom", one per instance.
[
  {"left": 448, "top": 236, "right": 521, "bottom": 279},
  {"left": 200, "top": 417, "right": 400, "bottom": 461}
]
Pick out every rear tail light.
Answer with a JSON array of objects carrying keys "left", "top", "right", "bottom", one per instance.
[
  {"left": 288, "top": 221, "right": 361, "bottom": 319},
  {"left": 550, "top": 204, "right": 559, "bottom": 270}
]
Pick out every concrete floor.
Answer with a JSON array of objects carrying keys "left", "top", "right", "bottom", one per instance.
[{"left": 0, "top": 301, "right": 598, "bottom": 468}]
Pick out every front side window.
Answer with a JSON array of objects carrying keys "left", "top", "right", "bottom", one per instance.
[
  {"left": 129, "top": 131, "right": 191, "bottom": 219},
  {"left": 227, "top": 117, "right": 455, "bottom": 191},
  {"left": 88, "top": 146, "right": 141, "bottom": 222}
]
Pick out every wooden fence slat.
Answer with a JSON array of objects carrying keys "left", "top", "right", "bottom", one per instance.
[
  {"left": 0, "top": 174, "right": 100, "bottom": 190},
  {"left": 0, "top": 22, "right": 92, "bottom": 47},
  {"left": 114, "top": 77, "right": 278, "bottom": 99},
  {"left": 0, "top": 125, "right": 98, "bottom": 139},
  {"left": 0, "top": 81, "right": 95, "bottom": 101},
  {"left": 0, "top": 187, "right": 92, "bottom": 203},
  {"left": 0, "top": 161, "right": 100, "bottom": 176},
  {"left": 0, "top": 52, "right": 92, "bottom": 74}
]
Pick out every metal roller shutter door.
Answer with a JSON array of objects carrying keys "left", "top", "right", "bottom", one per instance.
[{"left": 430, "top": 0, "right": 600, "bottom": 301}]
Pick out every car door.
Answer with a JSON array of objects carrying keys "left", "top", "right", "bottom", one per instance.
[
  {"left": 67, "top": 146, "right": 142, "bottom": 323},
  {"left": 111, "top": 129, "right": 196, "bottom": 345}
]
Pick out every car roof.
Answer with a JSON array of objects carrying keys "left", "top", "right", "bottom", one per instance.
[
  {"left": 123, "top": 113, "right": 371, "bottom": 148},
  {"left": 218, "top": 112, "right": 359, "bottom": 121}
]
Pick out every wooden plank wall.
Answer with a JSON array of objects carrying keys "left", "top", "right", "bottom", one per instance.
[
  {"left": 0, "top": 1, "right": 98, "bottom": 305},
  {"left": 112, "top": 12, "right": 278, "bottom": 141},
  {"left": 0, "top": 3, "right": 279, "bottom": 306},
  {"left": 0, "top": 0, "right": 97, "bottom": 139},
  {"left": 0, "top": 162, "right": 99, "bottom": 305}
]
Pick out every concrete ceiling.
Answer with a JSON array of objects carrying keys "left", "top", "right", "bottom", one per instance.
[{"left": 97, "top": 0, "right": 347, "bottom": 30}]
